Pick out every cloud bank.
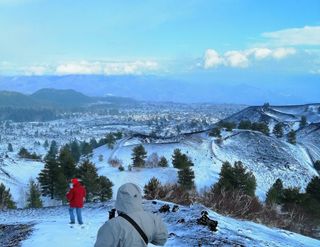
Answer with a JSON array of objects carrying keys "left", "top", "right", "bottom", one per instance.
[{"left": 204, "top": 47, "right": 296, "bottom": 69}]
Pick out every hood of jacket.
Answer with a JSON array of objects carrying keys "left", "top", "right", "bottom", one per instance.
[{"left": 115, "top": 183, "right": 143, "bottom": 214}]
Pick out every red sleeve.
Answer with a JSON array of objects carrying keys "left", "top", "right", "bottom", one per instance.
[{"left": 66, "top": 189, "right": 74, "bottom": 201}]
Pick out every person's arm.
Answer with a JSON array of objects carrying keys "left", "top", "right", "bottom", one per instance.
[
  {"left": 94, "top": 221, "right": 118, "bottom": 247},
  {"left": 151, "top": 214, "right": 168, "bottom": 246},
  {"left": 66, "top": 189, "right": 74, "bottom": 201}
]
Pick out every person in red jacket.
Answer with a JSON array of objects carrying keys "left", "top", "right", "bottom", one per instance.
[{"left": 66, "top": 178, "right": 86, "bottom": 225}]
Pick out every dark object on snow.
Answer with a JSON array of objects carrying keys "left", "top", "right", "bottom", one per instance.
[
  {"left": 152, "top": 201, "right": 157, "bottom": 204},
  {"left": 177, "top": 218, "right": 185, "bottom": 224},
  {"left": 169, "top": 232, "right": 177, "bottom": 238},
  {"left": 172, "top": 205, "right": 179, "bottom": 212},
  {"left": 0, "top": 224, "right": 33, "bottom": 247},
  {"left": 159, "top": 204, "right": 170, "bottom": 213},
  {"left": 196, "top": 211, "right": 218, "bottom": 232},
  {"left": 109, "top": 208, "right": 116, "bottom": 220}
]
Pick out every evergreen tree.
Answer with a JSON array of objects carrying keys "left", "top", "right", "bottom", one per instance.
[
  {"left": 219, "top": 121, "right": 236, "bottom": 132},
  {"left": 287, "top": 130, "right": 296, "bottom": 144},
  {"left": 131, "top": 144, "right": 147, "bottom": 168},
  {"left": 266, "top": 178, "right": 284, "bottom": 205},
  {"left": 238, "top": 120, "right": 252, "bottom": 130},
  {"left": 114, "top": 131, "right": 123, "bottom": 140},
  {"left": 38, "top": 158, "right": 60, "bottom": 199},
  {"left": 144, "top": 177, "right": 161, "bottom": 199},
  {"left": 0, "top": 183, "right": 16, "bottom": 210},
  {"left": 251, "top": 122, "right": 270, "bottom": 135},
  {"left": 26, "top": 179, "right": 43, "bottom": 208},
  {"left": 90, "top": 138, "right": 98, "bottom": 149},
  {"left": 158, "top": 156, "right": 168, "bottom": 167},
  {"left": 46, "top": 140, "right": 58, "bottom": 160},
  {"left": 314, "top": 160, "right": 320, "bottom": 172},
  {"left": 178, "top": 166, "right": 195, "bottom": 190},
  {"left": 306, "top": 176, "right": 320, "bottom": 202},
  {"left": 78, "top": 160, "right": 99, "bottom": 201},
  {"left": 105, "top": 133, "right": 116, "bottom": 149},
  {"left": 172, "top": 149, "right": 193, "bottom": 169},
  {"left": 215, "top": 161, "right": 256, "bottom": 197},
  {"left": 300, "top": 116, "right": 307, "bottom": 129},
  {"left": 70, "top": 140, "right": 81, "bottom": 163},
  {"left": 97, "top": 176, "right": 113, "bottom": 202},
  {"left": 58, "top": 145, "right": 76, "bottom": 180},
  {"left": 7, "top": 143, "right": 13, "bottom": 152},
  {"left": 208, "top": 127, "right": 221, "bottom": 137},
  {"left": 273, "top": 122, "right": 284, "bottom": 138},
  {"left": 43, "top": 140, "right": 49, "bottom": 148},
  {"left": 81, "top": 142, "right": 93, "bottom": 156},
  {"left": 54, "top": 171, "right": 68, "bottom": 202}
]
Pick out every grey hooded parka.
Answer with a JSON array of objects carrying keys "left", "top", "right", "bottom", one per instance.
[{"left": 94, "top": 183, "right": 168, "bottom": 247}]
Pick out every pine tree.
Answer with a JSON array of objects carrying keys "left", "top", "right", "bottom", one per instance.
[
  {"left": 131, "top": 144, "right": 147, "bottom": 168},
  {"left": 300, "top": 116, "right": 307, "bottom": 129},
  {"left": 238, "top": 120, "right": 252, "bottom": 130},
  {"left": 58, "top": 145, "right": 76, "bottom": 180},
  {"left": 54, "top": 171, "right": 68, "bottom": 203},
  {"left": 26, "top": 179, "right": 43, "bottom": 208},
  {"left": 43, "top": 140, "right": 49, "bottom": 148},
  {"left": 78, "top": 160, "right": 99, "bottom": 201},
  {"left": 251, "top": 122, "right": 269, "bottom": 135},
  {"left": 158, "top": 156, "right": 168, "bottom": 167},
  {"left": 208, "top": 127, "right": 221, "bottom": 137},
  {"left": 0, "top": 183, "right": 16, "bottom": 209},
  {"left": 70, "top": 140, "right": 81, "bottom": 163},
  {"left": 287, "top": 130, "right": 296, "bottom": 144},
  {"left": 105, "top": 133, "right": 116, "bottom": 149},
  {"left": 172, "top": 149, "right": 192, "bottom": 169},
  {"left": 7, "top": 143, "right": 13, "bottom": 152},
  {"left": 266, "top": 178, "right": 284, "bottom": 205},
  {"left": 314, "top": 160, "right": 320, "bottom": 172},
  {"left": 215, "top": 161, "right": 256, "bottom": 197},
  {"left": 178, "top": 166, "right": 195, "bottom": 190},
  {"left": 273, "top": 123, "right": 284, "bottom": 138},
  {"left": 81, "top": 142, "right": 93, "bottom": 156},
  {"left": 90, "top": 138, "right": 98, "bottom": 149},
  {"left": 97, "top": 176, "right": 113, "bottom": 202},
  {"left": 38, "top": 158, "right": 60, "bottom": 199},
  {"left": 306, "top": 176, "right": 320, "bottom": 202},
  {"left": 144, "top": 177, "right": 161, "bottom": 199},
  {"left": 45, "top": 140, "right": 58, "bottom": 160}
]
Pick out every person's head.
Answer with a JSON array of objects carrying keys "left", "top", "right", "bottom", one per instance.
[
  {"left": 115, "top": 183, "right": 143, "bottom": 214},
  {"left": 71, "top": 178, "right": 79, "bottom": 186}
]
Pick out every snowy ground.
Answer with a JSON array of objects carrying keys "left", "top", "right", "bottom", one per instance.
[{"left": 0, "top": 200, "right": 319, "bottom": 247}]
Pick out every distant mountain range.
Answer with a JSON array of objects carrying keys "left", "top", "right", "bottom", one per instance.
[
  {"left": 0, "top": 88, "right": 136, "bottom": 109},
  {"left": 0, "top": 74, "right": 319, "bottom": 104}
]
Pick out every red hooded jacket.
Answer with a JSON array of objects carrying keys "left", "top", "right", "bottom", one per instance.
[{"left": 66, "top": 179, "right": 86, "bottom": 208}]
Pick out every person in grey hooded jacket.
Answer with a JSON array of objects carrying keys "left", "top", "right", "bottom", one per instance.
[{"left": 94, "top": 183, "right": 168, "bottom": 247}]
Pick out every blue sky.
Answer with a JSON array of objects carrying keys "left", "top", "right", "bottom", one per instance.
[{"left": 0, "top": 0, "right": 319, "bottom": 76}]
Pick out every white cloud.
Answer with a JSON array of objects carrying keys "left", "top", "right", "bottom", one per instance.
[
  {"left": 204, "top": 49, "right": 224, "bottom": 68},
  {"left": 56, "top": 61, "right": 102, "bottom": 75},
  {"left": 262, "top": 26, "right": 320, "bottom": 46},
  {"left": 23, "top": 65, "right": 48, "bottom": 75},
  {"left": 272, "top": 48, "right": 296, "bottom": 59},
  {"left": 55, "top": 60, "right": 159, "bottom": 75},
  {"left": 224, "top": 50, "right": 249, "bottom": 68},
  {"left": 203, "top": 47, "right": 296, "bottom": 69}
]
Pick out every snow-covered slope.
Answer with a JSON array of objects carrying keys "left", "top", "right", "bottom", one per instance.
[
  {"left": 223, "top": 104, "right": 320, "bottom": 132},
  {"left": 91, "top": 130, "right": 318, "bottom": 201},
  {"left": 0, "top": 200, "right": 319, "bottom": 247},
  {"left": 297, "top": 123, "right": 320, "bottom": 162}
]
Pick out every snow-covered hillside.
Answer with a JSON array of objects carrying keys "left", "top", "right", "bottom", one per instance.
[
  {"left": 1, "top": 200, "right": 319, "bottom": 247},
  {"left": 223, "top": 103, "right": 320, "bottom": 132}
]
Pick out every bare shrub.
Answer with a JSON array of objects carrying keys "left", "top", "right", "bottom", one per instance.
[{"left": 108, "top": 157, "right": 123, "bottom": 167}]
